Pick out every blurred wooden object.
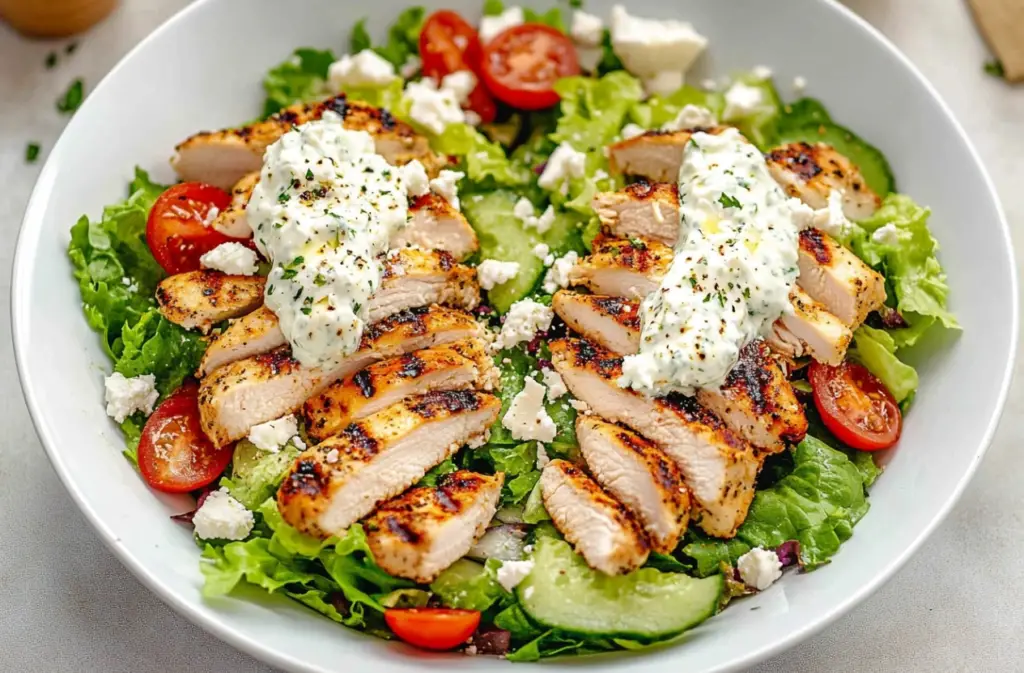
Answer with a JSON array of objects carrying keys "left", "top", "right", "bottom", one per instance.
[
  {"left": 967, "top": 0, "right": 1024, "bottom": 81},
  {"left": 0, "top": 0, "right": 118, "bottom": 37}
]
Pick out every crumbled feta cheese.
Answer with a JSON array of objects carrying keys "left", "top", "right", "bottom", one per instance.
[
  {"left": 465, "top": 645, "right": 478, "bottom": 656},
  {"left": 610, "top": 5, "right": 707, "bottom": 79},
  {"left": 328, "top": 49, "right": 397, "bottom": 90},
  {"left": 429, "top": 169, "right": 465, "bottom": 210},
  {"left": 569, "top": 398, "right": 590, "bottom": 413},
  {"left": 464, "top": 110, "right": 482, "bottom": 126},
  {"left": 793, "top": 75, "right": 807, "bottom": 92},
  {"left": 620, "top": 123, "right": 645, "bottom": 140},
  {"left": 441, "top": 70, "right": 477, "bottom": 106},
  {"left": 398, "top": 159, "right": 430, "bottom": 197},
  {"left": 571, "top": 10, "right": 604, "bottom": 46},
  {"left": 535, "top": 443, "right": 551, "bottom": 469},
  {"left": 542, "top": 251, "right": 579, "bottom": 293},
  {"left": 804, "top": 189, "right": 853, "bottom": 238},
  {"left": 248, "top": 414, "right": 300, "bottom": 452},
  {"left": 479, "top": 6, "right": 524, "bottom": 43},
  {"left": 737, "top": 547, "right": 783, "bottom": 591},
  {"left": 325, "top": 448, "right": 340, "bottom": 464},
  {"left": 494, "top": 298, "right": 554, "bottom": 351},
  {"left": 751, "top": 65, "right": 773, "bottom": 80},
  {"left": 103, "top": 372, "right": 158, "bottom": 423},
  {"left": 722, "top": 81, "right": 766, "bottom": 121},
  {"left": 496, "top": 558, "right": 535, "bottom": 591},
  {"left": 662, "top": 104, "right": 717, "bottom": 131},
  {"left": 643, "top": 70, "right": 685, "bottom": 97},
  {"left": 399, "top": 55, "right": 422, "bottom": 79},
  {"left": 534, "top": 206, "right": 556, "bottom": 234},
  {"left": 477, "top": 259, "right": 520, "bottom": 290},
  {"left": 513, "top": 197, "right": 535, "bottom": 222},
  {"left": 701, "top": 78, "right": 719, "bottom": 91},
  {"left": 532, "top": 242, "right": 551, "bottom": 260},
  {"left": 199, "top": 242, "right": 259, "bottom": 276},
  {"left": 405, "top": 78, "right": 465, "bottom": 134},
  {"left": 193, "top": 489, "right": 254, "bottom": 541},
  {"left": 543, "top": 253, "right": 555, "bottom": 266},
  {"left": 538, "top": 143, "right": 586, "bottom": 192},
  {"left": 576, "top": 46, "right": 604, "bottom": 73},
  {"left": 541, "top": 368, "right": 568, "bottom": 399},
  {"left": 502, "top": 378, "right": 557, "bottom": 442},
  {"left": 871, "top": 222, "right": 901, "bottom": 246},
  {"left": 594, "top": 169, "right": 609, "bottom": 182}
]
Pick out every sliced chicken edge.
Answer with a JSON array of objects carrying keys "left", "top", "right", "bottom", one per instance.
[
  {"left": 155, "top": 270, "right": 265, "bottom": 334},
  {"left": 765, "top": 141, "right": 882, "bottom": 220},
  {"left": 798, "top": 228, "right": 887, "bottom": 328}
]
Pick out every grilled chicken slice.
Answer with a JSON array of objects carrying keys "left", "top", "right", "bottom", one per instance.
[
  {"left": 550, "top": 338, "right": 760, "bottom": 538},
  {"left": 767, "top": 287, "right": 852, "bottom": 366},
  {"left": 278, "top": 391, "right": 500, "bottom": 538},
  {"left": 568, "top": 236, "right": 671, "bottom": 299},
  {"left": 303, "top": 338, "right": 499, "bottom": 443},
  {"left": 540, "top": 459, "right": 650, "bottom": 574},
  {"left": 199, "top": 306, "right": 484, "bottom": 446},
  {"left": 196, "top": 249, "right": 480, "bottom": 375},
  {"left": 155, "top": 270, "right": 265, "bottom": 334},
  {"left": 211, "top": 171, "right": 259, "bottom": 238},
  {"left": 765, "top": 142, "right": 881, "bottom": 220},
  {"left": 172, "top": 95, "right": 444, "bottom": 190},
  {"left": 393, "top": 193, "right": 479, "bottom": 260},
  {"left": 553, "top": 292, "right": 805, "bottom": 452},
  {"left": 607, "top": 127, "right": 730, "bottom": 182},
  {"left": 576, "top": 417, "right": 690, "bottom": 554},
  {"left": 364, "top": 470, "right": 504, "bottom": 583},
  {"left": 798, "top": 228, "right": 886, "bottom": 327},
  {"left": 592, "top": 181, "right": 680, "bottom": 245}
]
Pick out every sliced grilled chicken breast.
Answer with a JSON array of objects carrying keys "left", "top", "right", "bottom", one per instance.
[
  {"left": 568, "top": 236, "right": 671, "bottom": 299},
  {"left": 199, "top": 306, "right": 484, "bottom": 446},
  {"left": 592, "top": 181, "right": 680, "bottom": 245},
  {"left": 278, "top": 391, "right": 500, "bottom": 538},
  {"left": 211, "top": 171, "right": 260, "bottom": 238},
  {"left": 765, "top": 142, "right": 881, "bottom": 220},
  {"left": 553, "top": 292, "right": 805, "bottom": 452},
  {"left": 576, "top": 417, "right": 690, "bottom": 554},
  {"left": 798, "top": 228, "right": 886, "bottom": 327},
  {"left": 155, "top": 270, "right": 265, "bottom": 334},
  {"left": 393, "top": 193, "right": 479, "bottom": 260},
  {"left": 549, "top": 338, "right": 760, "bottom": 538},
  {"left": 303, "top": 338, "right": 499, "bottom": 443},
  {"left": 767, "top": 286, "right": 852, "bottom": 366},
  {"left": 172, "top": 95, "right": 443, "bottom": 190},
  {"left": 540, "top": 459, "right": 650, "bottom": 574},
  {"left": 364, "top": 470, "right": 504, "bottom": 583},
  {"left": 607, "top": 127, "right": 730, "bottom": 182},
  {"left": 196, "top": 249, "right": 480, "bottom": 375}
]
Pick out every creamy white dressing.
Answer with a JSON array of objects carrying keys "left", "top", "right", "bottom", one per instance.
[
  {"left": 246, "top": 111, "right": 408, "bottom": 368},
  {"left": 620, "top": 128, "right": 804, "bottom": 396}
]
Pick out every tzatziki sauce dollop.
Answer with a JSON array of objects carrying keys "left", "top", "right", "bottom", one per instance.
[
  {"left": 620, "top": 127, "right": 805, "bottom": 396},
  {"left": 246, "top": 111, "right": 408, "bottom": 368}
]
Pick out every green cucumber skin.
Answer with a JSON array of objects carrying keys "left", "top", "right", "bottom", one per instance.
[{"left": 776, "top": 121, "right": 896, "bottom": 196}]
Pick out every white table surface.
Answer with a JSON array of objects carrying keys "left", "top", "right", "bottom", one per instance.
[{"left": 1, "top": 0, "right": 1021, "bottom": 670}]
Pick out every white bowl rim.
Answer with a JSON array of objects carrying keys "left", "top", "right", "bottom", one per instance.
[{"left": 11, "top": 0, "right": 1019, "bottom": 671}]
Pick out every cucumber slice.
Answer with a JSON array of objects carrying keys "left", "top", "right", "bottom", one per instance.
[
  {"left": 517, "top": 538, "right": 723, "bottom": 640},
  {"left": 779, "top": 97, "right": 832, "bottom": 131},
  {"left": 777, "top": 121, "right": 896, "bottom": 196},
  {"left": 462, "top": 191, "right": 544, "bottom": 313}
]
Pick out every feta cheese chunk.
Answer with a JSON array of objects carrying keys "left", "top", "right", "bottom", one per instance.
[
  {"left": 737, "top": 547, "right": 783, "bottom": 591},
  {"left": 494, "top": 298, "right": 554, "bottom": 351},
  {"left": 405, "top": 78, "right": 466, "bottom": 134},
  {"left": 477, "top": 259, "right": 520, "bottom": 290},
  {"left": 751, "top": 65, "right": 773, "bottom": 80},
  {"left": 441, "top": 70, "right": 477, "bottom": 106},
  {"left": 806, "top": 189, "right": 854, "bottom": 238},
  {"left": 610, "top": 5, "right": 707, "bottom": 79},
  {"left": 496, "top": 558, "right": 535, "bottom": 591},
  {"left": 480, "top": 6, "right": 524, "bottom": 43},
  {"left": 542, "top": 251, "right": 579, "bottom": 293},
  {"left": 531, "top": 242, "right": 550, "bottom": 260},
  {"left": 722, "top": 81, "right": 767, "bottom": 121},
  {"left": 643, "top": 70, "right": 685, "bottom": 97},
  {"left": 429, "top": 169, "right": 465, "bottom": 210},
  {"left": 571, "top": 10, "right": 605, "bottom": 47},
  {"left": 662, "top": 104, "right": 717, "bottom": 132},
  {"left": 502, "top": 378, "right": 557, "bottom": 442},
  {"left": 538, "top": 143, "right": 586, "bottom": 192},
  {"left": 871, "top": 222, "right": 901, "bottom": 246},
  {"left": 399, "top": 55, "right": 422, "bottom": 79},
  {"left": 541, "top": 368, "right": 568, "bottom": 400},
  {"left": 193, "top": 489, "right": 255, "bottom": 541},
  {"left": 398, "top": 159, "right": 430, "bottom": 197},
  {"left": 199, "top": 242, "right": 259, "bottom": 276},
  {"left": 621, "top": 123, "right": 645, "bottom": 140},
  {"left": 247, "top": 414, "right": 301, "bottom": 452},
  {"left": 328, "top": 49, "right": 397, "bottom": 90},
  {"left": 103, "top": 372, "right": 159, "bottom": 423},
  {"left": 513, "top": 197, "right": 536, "bottom": 222},
  {"left": 793, "top": 75, "right": 808, "bottom": 92},
  {"left": 534, "top": 443, "right": 551, "bottom": 469}
]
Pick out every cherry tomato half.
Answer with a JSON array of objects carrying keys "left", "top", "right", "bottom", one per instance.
[
  {"left": 384, "top": 608, "right": 481, "bottom": 651},
  {"left": 419, "top": 10, "right": 497, "bottom": 124},
  {"left": 146, "top": 182, "right": 235, "bottom": 275},
  {"left": 481, "top": 24, "right": 580, "bottom": 110},
  {"left": 137, "top": 382, "right": 233, "bottom": 493},
  {"left": 808, "top": 361, "right": 902, "bottom": 451}
]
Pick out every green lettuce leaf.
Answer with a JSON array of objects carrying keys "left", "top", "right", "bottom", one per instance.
[
  {"left": 487, "top": 442, "right": 541, "bottom": 506},
  {"left": 432, "top": 123, "right": 532, "bottom": 187},
  {"left": 629, "top": 84, "right": 724, "bottom": 129},
  {"left": 261, "top": 48, "right": 334, "bottom": 117},
  {"left": 221, "top": 442, "right": 302, "bottom": 510},
  {"left": 371, "top": 7, "right": 425, "bottom": 67},
  {"left": 850, "top": 325, "right": 919, "bottom": 404},
  {"left": 417, "top": 457, "right": 458, "bottom": 487},
  {"left": 523, "top": 7, "right": 566, "bottom": 32},
  {"left": 430, "top": 558, "right": 506, "bottom": 611}
]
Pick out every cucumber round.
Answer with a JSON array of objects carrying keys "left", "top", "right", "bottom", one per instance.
[
  {"left": 777, "top": 121, "right": 896, "bottom": 196},
  {"left": 779, "top": 97, "right": 833, "bottom": 130},
  {"left": 516, "top": 538, "right": 723, "bottom": 640}
]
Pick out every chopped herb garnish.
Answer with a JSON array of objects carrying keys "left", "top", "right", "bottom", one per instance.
[
  {"left": 45, "top": 52, "right": 58, "bottom": 69},
  {"left": 277, "top": 192, "right": 290, "bottom": 203},
  {"left": 281, "top": 268, "right": 298, "bottom": 280},
  {"left": 56, "top": 78, "right": 85, "bottom": 114},
  {"left": 984, "top": 59, "right": 1005, "bottom": 78},
  {"left": 742, "top": 287, "right": 752, "bottom": 300},
  {"left": 305, "top": 168, "right": 314, "bottom": 180},
  {"left": 313, "top": 273, "right": 328, "bottom": 286},
  {"left": 65, "top": 42, "right": 78, "bottom": 55},
  {"left": 300, "top": 307, "right": 312, "bottom": 315},
  {"left": 353, "top": 302, "right": 362, "bottom": 313},
  {"left": 25, "top": 143, "right": 40, "bottom": 163},
  {"left": 719, "top": 193, "right": 742, "bottom": 209},
  {"left": 628, "top": 237, "right": 647, "bottom": 250}
]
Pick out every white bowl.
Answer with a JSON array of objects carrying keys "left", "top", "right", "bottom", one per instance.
[{"left": 12, "top": 0, "right": 1017, "bottom": 671}]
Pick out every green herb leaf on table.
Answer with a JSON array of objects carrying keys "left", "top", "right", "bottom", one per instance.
[
  {"left": 25, "top": 142, "right": 40, "bottom": 163},
  {"left": 56, "top": 78, "right": 85, "bottom": 114}
]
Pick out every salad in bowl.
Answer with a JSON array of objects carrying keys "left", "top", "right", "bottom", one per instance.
[{"left": 68, "top": 1, "right": 957, "bottom": 661}]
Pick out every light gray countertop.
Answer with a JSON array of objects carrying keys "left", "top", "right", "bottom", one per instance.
[{"left": 1, "top": 0, "right": 1021, "bottom": 670}]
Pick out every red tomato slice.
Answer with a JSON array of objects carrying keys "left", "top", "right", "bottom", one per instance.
[
  {"left": 419, "top": 10, "right": 498, "bottom": 124},
  {"left": 481, "top": 24, "right": 580, "bottom": 110},
  {"left": 146, "top": 182, "right": 235, "bottom": 275},
  {"left": 808, "top": 361, "right": 902, "bottom": 451},
  {"left": 137, "top": 382, "right": 233, "bottom": 493},
  {"left": 384, "top": 608, "right": 481, "bottom": 651}
]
